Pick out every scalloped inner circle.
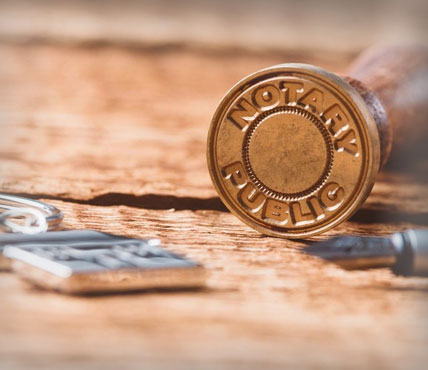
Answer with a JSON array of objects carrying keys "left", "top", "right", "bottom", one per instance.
[{"left": 246, "top": 109, "right": 333, "bottom": 198}]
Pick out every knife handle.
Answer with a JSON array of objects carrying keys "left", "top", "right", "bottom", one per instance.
[{"left": 346, "top": 46, "right": 428, "bottom": 168}]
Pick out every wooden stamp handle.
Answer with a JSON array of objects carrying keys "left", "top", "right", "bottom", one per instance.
[{"left": 345, "top": 46, "right": 428, "bottom": 168}]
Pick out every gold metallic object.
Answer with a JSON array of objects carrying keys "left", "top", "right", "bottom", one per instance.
[
  {"left": 208, "top": 46, "right": 428, "bottom": 238},
  {"left": 207, "top": 64, "right": 380, "bottom": 238}
]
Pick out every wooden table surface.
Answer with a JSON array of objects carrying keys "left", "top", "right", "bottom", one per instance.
[{"left": 0, "top": 42, "right": 427, "bottom": 370}]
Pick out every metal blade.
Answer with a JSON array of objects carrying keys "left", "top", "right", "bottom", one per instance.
[{"left": 305, "top": 235, "right": 397, "bottom": 270}]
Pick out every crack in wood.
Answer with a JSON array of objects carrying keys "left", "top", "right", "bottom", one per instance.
[
  {"left": 11, "top": 192, "right": 229, "bottom": 212},
  {"left": 6, "top": 192, "right": 428, "bottom": 225}
]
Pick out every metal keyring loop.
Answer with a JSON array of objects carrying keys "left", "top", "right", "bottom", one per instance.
[
  {"left": 0, "top": 208, "right": 48, "bottom": 234},
  {"left": 0, "top": 193, "right": 63, "bottom": 233}
]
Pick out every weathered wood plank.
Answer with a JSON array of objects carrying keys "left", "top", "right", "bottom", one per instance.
[
  {"left": 0, "top": 44, "right": 355, "bottom": 199},
  {"left": 0, "top": 43, "right": 427, "bottom": 370}
]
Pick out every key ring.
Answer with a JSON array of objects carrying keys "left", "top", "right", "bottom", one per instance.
[{"left": 0, "top": 193, "right": 63, "bottom": 234}]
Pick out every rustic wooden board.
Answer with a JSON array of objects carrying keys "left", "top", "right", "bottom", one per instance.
[{"left": 0, "top": 43, "right": 427, "bottom": 370}]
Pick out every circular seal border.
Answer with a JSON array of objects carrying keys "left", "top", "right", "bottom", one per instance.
[{"left": 207, "top": 63, "right": 380, "bottom": 239}]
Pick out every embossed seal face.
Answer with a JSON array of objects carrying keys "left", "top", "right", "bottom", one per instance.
[{"left": 207, "top": 64, "right": 380, "bottom": 238}]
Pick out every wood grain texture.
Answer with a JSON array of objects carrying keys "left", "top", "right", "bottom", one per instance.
[{"left": 0, "top": 43, "right": 428, "bottom": 370}]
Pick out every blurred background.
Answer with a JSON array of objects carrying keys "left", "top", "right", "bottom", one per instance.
[
  {"left": 0, "top": 0, "right": 427, "bottom": 193},
  {"left": 0, "top": 0, "right": 427, "bottom": 52}
]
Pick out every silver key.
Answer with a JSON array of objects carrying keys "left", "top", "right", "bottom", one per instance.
[{"left": 2, "top": 230, "right": 205, "bottom": 294}]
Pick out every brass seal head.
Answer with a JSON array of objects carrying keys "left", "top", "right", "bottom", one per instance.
[{"left": 207, "top": 64, "right": 380, "bottom": 238}]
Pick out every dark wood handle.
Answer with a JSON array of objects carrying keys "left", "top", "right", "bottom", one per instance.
[{"left": 345, "top": 45, "right": 428, "bottom": 168}]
